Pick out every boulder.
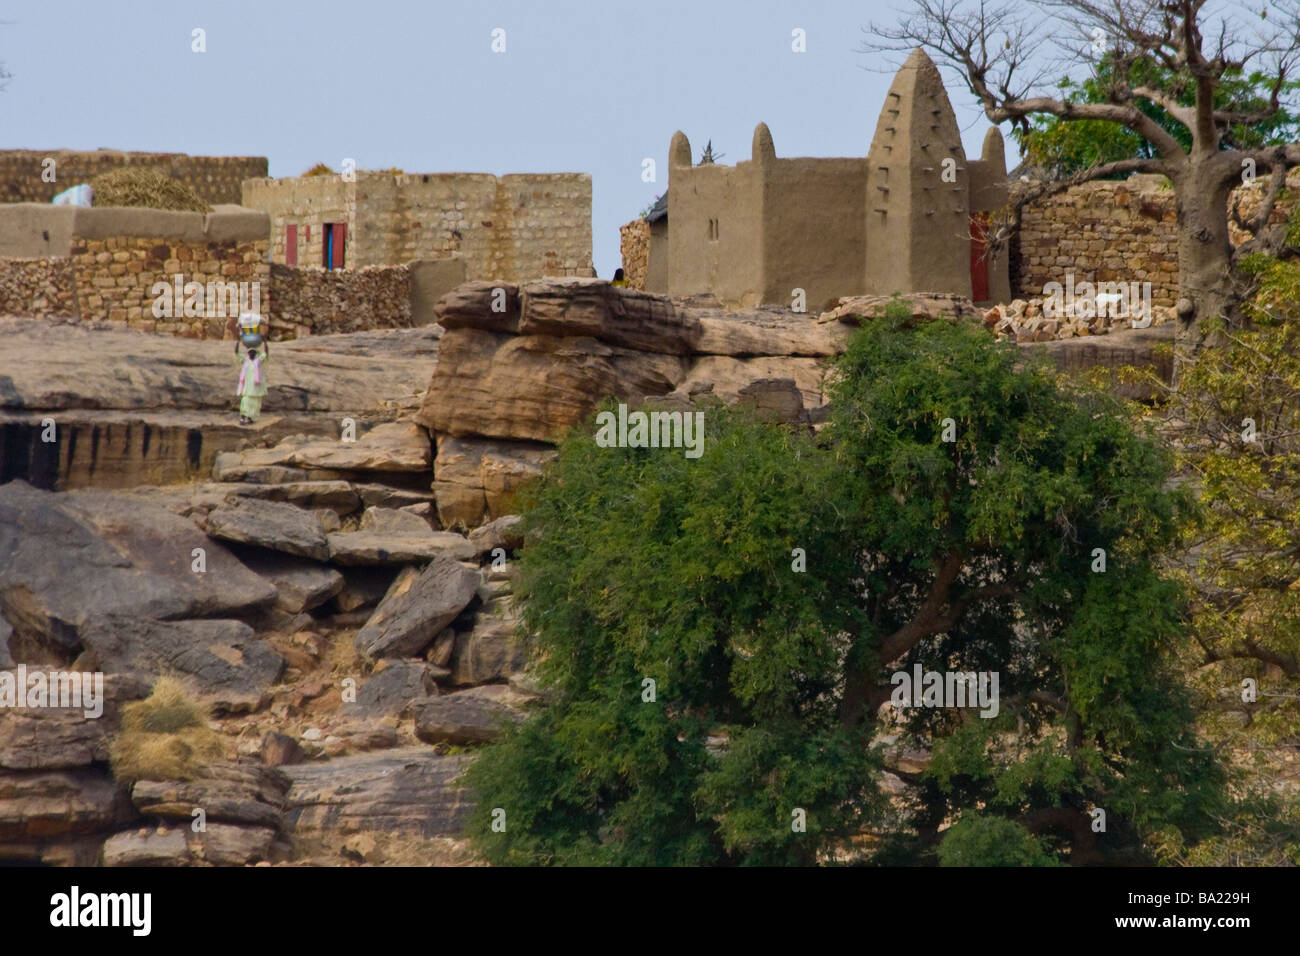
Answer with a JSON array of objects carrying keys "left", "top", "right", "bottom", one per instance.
[
  {"left": 359, "top": 506, "right": 434, "bottom": 535},
  {"left": 326, "top": 530, "right": 475, "bottom": 566},
  {"left": 348, "top": 659, "right": 437, "bottom": 718},
  {"left": 355, "top": 559, "right": 480, "bottom": 659},
  {"left": 734, "top": 377, "right": 807, "bottom": 424},
  {"left": 281, "top": 422, "right": 432, "bottom": 473},
  {"left": 128, "top": 762, "right": 289, "bottom": 831},
  {"left": 432, "top": 435, "right": 554, "bottom": 531},
  {"left": 412, "top": 684, "right": 529, "bottom": 745},
  {"left": 282, "top": 747, "right": 473, "bottom": 839},
  {"left": 237, "top": 552, "right": 344, "bottom": 614},
  {"left": 204, "top": 498, "right": 330, "bottom": 562},
  {"left": 100, "top": 828, "right": 190, "bottom": 867},
  {"left": 332, "top": 566, "right": 401, "bottom": 613},
  {"left": 467, "top": 514, "right": 524, "bottom": 556},
  {"left": 0, "top": 673, "right": 147, "bottom": 771},
  {"left": 77, "top": 615, "right": 285, "bottom": 713},
  {"left": 518, "top": 278, "right": 702, "bottom": 354},
  {"left": 260, "top": 732, "right": 305, "bottom": 767},
  {"left": 435, "top": 280, "right": 521, "bottom": 334},
  {"left": 449, "top": 612, "right": 528, "bottom": 686},
  {"left": 102, "top": 823, "right": 279, "bottom": 867},
  {"left": 0, "top": 769, "right": 134, "bottom": 844},
  {"left": 417, "top": 328, "right": 685, "bottom": 443},
  {"left": 0, "top": 482, "right": 275, "bottom": 656}
]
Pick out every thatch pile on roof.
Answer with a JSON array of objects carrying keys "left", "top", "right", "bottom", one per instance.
[{"left": 89, "top": 167, "right": 212, "bottom": 212}]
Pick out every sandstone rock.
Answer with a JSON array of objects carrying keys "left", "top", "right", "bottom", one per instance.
[
  {"left": 0, "top": 673, "right": 147, "bottom": 770},
  {"left": 417, "top": 328, "right": 685, "bottom": 443},
  {"left": 102, "top": 823, "right": 279, "bottom": 867},
  {"left": 205, "top": 498, "right": 330, "bottom": 561},
  {"left": 1027, "top": 323, "right": 1174, "bottom": 400},
  {"left": 101, "top": 827, "right": 189, "bottom": 867},
  {"left": 680, "top": 355, "right": 826, "bottom": 410},
  {"left": 818, "top": 292, "right": 980, "bottom": 326},
  {"left": 129, "top": 762, "right": 290, "bottom": 831},
  {"left": 412, "top": 684, "right": 529, "bottom": 745},
  {"left": 359, "top": 506, "right": 434, "bottom": 535},
  {"left": 282, "top": 747, "right": 472, "bottom": 839},
  {"left": 282, "top": 422, "right": 431, "bottom": 473},
  {"left": 77, "top": 615, "right": 285, "bottom": 713},
  {"left": 348, "top": 659, "right": 436, "bottom": 718},
  {"left": 449, "top": 612, "right": 527, "bottom": 686},
  {"left": 260, "top": 732, "right": 305, "bottom": 767},
  {"left": 0, "top": 482, "right": 275, "bottom": 656},
  {"left": 0, "top": 769, "right": 134, "bottom": 844},
  {"left": 332, "top": 566, "right": 400, "bottom": 613},
  {"left": 433, "top": 435, "right": 554, "bottom": 530},
  {"left": 0, "top": 318, "right": 438, "bottom": 494},
  {"left": 426, "top": 628, "right": 457, "bottom": 668},
  {"left": 467, "top": 515, "right": 524, "bottom": 556},
  {"left": 518, "top": 278, "right": 702, "bottom": 354},
  {"left": 0, "top": 616, "right": 11, "bottom": 669},
  {"left": 435, "top": 280, "right": 521, "bottom": 334},
  {"left": 695, "top": 310, "right": 850, "bottom": 357},
  {"left": 212, "top": 456, "right": 311, "bottom": 485},
  {"left": 355, "top": 558, "right": 480, "bottom": 659},
  {"left": 734, "top": 377, "right": 807, "bottom": 424},
  {"left": 0, "top": 318, "right": 440, "bottom": 415},
  {"left": 326, "top": 530, "right": 475, "bottom": 566},
  {"left": 237, "top": 552, "right": 344, "bottom": 614},
  {"left": 187, "top": 822, "right": 280, "bottom": 865},
  {"left": 353, "top": 484, "right": 436, "bottom": 510}
]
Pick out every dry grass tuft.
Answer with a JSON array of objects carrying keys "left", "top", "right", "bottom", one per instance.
[{"left": 110, "top": 677, "right": 224, "bottom": 783}]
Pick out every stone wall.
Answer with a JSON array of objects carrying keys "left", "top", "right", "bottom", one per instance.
[
  {"left": 69, "top": 235, "right": 271, "bottom": 336},
  {"left": 243, "top": 171, "right": 595, "bottom": 281},
  {"left": 1014, "top": 171, "right": 1300, "bottom": 305},
  {"left": 0, "top": 258, "right": 78, "bottom": 318},
  {"left": 620, "top": 219, "right": 649, "bottom": 290},
  {"left": 268, "top": 263, "right": 410, "bottom": 338},
  {"left": 0, "top": 150, "right": 267, "bottom": 205},
  {"left": 1016, "top": 177, "right": 1178, "bottom": 307}
]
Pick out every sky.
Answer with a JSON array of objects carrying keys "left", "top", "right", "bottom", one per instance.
[{"left": 0, "top": 0, "right": 1011, "bottom": 277}]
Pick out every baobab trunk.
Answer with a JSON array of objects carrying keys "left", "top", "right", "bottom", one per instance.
[{"left": 1173, "top": 167, "right": 1241, "bottom": 361}]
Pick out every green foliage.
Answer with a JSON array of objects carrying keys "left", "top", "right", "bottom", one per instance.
[
  {"left": 937, "top": 814, "right": 1063, "bottom": 867},
  {"left": 1015, "top": 54, "right": 1300, "bottom": 178},
  {"left": 465, "top": 313, "right": 1225, "bottom": 865}
]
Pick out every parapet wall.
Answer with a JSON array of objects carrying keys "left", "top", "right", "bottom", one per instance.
[{"left": 0, "top": 150, "right": 267, "bottom": 205}]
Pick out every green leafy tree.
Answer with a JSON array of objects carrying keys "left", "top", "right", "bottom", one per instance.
[
  {"left": 1139, "top": 245, "right": 1300, "bottom": 866},
  {"left": 465, "top": 307, "right": 1224, "bottom": 865},
  {"left": 1017, "top": 55, "right": 1300, "bottom": 179}
]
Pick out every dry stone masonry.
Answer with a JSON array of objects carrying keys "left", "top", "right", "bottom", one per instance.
[{"left": 0, "top": 149, "right": 267, "bottom": 206}]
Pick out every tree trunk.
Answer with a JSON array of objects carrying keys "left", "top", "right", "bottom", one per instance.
[{"left": 1173, "top": 165, "right": 1242, "bottom": 363}]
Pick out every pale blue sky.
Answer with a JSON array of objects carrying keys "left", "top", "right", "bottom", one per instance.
[{"left": 0, "top": 0, "right": 1010, "bottom": 276}]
